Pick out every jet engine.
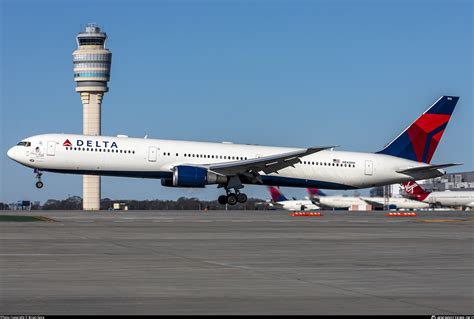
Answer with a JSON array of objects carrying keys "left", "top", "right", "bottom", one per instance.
[{"left": 161, "top": 166, "right": 227, "bottom": 188}]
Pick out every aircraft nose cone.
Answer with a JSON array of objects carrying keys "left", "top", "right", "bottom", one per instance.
[{"left": 7, "top": 147, "right": 15, "bottom": 159}]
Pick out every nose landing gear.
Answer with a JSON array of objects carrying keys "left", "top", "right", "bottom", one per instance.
[{"left": 34, "top": 169, "right": 44, "bottom": 189}]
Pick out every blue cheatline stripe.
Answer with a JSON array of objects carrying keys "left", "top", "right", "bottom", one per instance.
[
  {"left": 421, "top": 122, "right": 448, "bottom": 163},
  {"left": 259, "top": 175, "right": 355, "bottom": 190},
  {"left": 45, "top": 169, "right": 173, "bottom": 179},
  {"left": 44, "top": 169, "right": 355, "bottom": 190}
]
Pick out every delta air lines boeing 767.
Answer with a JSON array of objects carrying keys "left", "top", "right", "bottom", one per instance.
[{"left": 7, "top": 96, "right": 461, "bottom": 205}]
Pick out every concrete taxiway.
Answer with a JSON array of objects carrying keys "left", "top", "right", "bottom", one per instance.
[{"left": 0, "top": 210, "right": 473, "bottom": 315}]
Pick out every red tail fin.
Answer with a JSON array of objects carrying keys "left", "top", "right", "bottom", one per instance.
[
  {"left": 268, "top": 187, "right": 288, "bottom": 202},
  {"left": 402, "top": 181, "right": 430, "bottom": 201},
  {"left": 307, "top": 188, "right": 326, "bottom": 197}
]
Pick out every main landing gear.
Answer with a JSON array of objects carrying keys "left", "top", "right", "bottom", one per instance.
[
  {"left": 218, "top": 191, "right": 248, "bottom": 206},
  {"left": 217, "top": 176, "right": 247, "bottom": 206},
  {"left": 218, "top": 176, "right": 248, "bottom": 205},
  {"left": 34, "top": 169, "right": 44, "bottom": 189}
]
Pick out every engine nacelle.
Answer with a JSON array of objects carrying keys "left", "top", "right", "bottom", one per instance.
[
  {"left": 171, "top": 166, "right": 227, "bottom": 188},
  {"left": 161, "top": 178, "right": 174, "bottom": 187}
]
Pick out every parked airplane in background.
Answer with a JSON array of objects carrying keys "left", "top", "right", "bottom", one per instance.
[
  {"left": 267, "top": 187, "right": 319, "bottom": 211},
  {"left": 359, "top": 196, "right": 429, "bottom": 210},
  {"left": 307, "top": 188, "right": 366, "bottom": 209},
  {"left": 402, "top": 181, "right": 474, "bottom": 209},
  {"left": 308, "top": 188, "right": 429, "bottom": 210},
  {"left": 8, "top": 96, "right": 461, "bottom": 205}
]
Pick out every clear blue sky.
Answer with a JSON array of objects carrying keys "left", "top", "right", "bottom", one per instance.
[{"left": 1, "top": 0, "right": 472, "bottom": 203}]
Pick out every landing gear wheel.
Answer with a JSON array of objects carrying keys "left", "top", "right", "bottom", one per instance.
[
  {"left": 218, "top": 195, "right": 228, "bottom": 205},
  {"left": 227, "top": 194, "right": 237, "bottom": 206},
  {"left": 237, "top": 193, "right": 247, "bottom": 203},
  {"left": 35, "top": 181, "right": 44, "bottom": 189}
]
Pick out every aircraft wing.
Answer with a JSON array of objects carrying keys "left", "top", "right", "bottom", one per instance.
[
  {"left": 359, "top": 197, "right": 384, "bottom": 207},
  {"left": 309, "top": 197, "right": 334, "bottom": 210},
  {"left": 207, "top": 146, "right": 334, "bottom": 178},
  {"left": 396, "top": 163, "right": 462, "bottom": 179}
]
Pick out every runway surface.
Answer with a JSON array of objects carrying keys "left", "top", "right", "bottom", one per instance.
[{"left": 0, "top": 210, "right": 473, "bottom": 315}]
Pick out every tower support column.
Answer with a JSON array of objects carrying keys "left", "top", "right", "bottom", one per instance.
[
  {"left": 83, "top": 176, "right": 101, "bottom": 211},
  {"left": 81, "top": 92, "right": 102, "bottom": 211}
]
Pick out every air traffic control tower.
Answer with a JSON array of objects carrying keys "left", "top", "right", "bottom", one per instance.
[{"left": 73, "top": 23, "right": 112, "bottom": 210}]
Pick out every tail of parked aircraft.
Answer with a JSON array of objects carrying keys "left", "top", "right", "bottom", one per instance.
[
  {"left": 307, "top": 188, "right": 326, "bottom": 197},
  {"left": 402, "top": 181, "right": 431, "bottom": 200},
  {"left": 268, "top": 186, "right": 288, "bottom": 202},
  {"left": 377, "top": 96, "right": 459, "bottom": 163}
]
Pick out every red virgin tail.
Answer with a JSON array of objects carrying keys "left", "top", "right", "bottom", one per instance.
[{"left": 402, "top": 181, "right": 431, "bottom": 201}]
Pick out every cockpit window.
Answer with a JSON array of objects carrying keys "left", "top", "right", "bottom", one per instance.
[{"left": 17, "top": 141, "right": 31, "bottom": 147}]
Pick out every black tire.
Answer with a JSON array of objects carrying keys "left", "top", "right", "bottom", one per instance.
[
  {"left": 218, "top": 195, "right": 228, "bottom": 205},
  {"left": 237, "top": 193, "right": 247, "bottom": 203},
  {"left": 227, "top": 194, "right": 237, "bottom": 205},
  {"left": 35, "top": 181, "right": 44, "bottom": 189}
]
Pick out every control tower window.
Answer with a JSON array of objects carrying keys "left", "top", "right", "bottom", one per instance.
[{"left": 79, "top": 38, "right": 105, "bottom": 45}]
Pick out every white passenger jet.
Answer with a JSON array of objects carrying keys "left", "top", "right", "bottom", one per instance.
[
  {"left": 309, "top": 188, "right": 429, "bottom": 210},
  {"left": 307, "top": 188, "right": 366, "bottom": 209},
  {"left": 266, "top": 187, "right": 319, "bottom": 211},
  {"left": 402, "top": 181, "right": 474, "bottom": 209},
  {"left": 7, "top": 96, "right": 461, "bottom": 206}
]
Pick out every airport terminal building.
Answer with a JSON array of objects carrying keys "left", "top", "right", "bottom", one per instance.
[
  {"left": 370, "top": 171, "right": 474, "bottom": 197},
  {"left": 418, "top": 171, "right": 474, "bottom": 192}
]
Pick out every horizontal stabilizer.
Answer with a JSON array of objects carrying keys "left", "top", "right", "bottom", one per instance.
[{"left": 396, "top": 163, "right": 462, "bottom": 179}]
